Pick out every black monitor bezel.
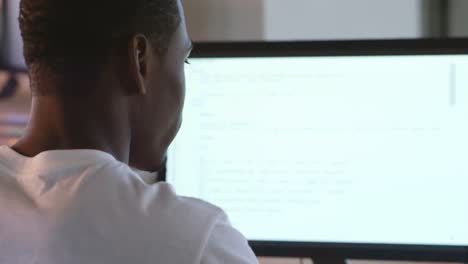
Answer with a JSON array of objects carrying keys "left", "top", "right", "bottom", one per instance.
[
  {"left": 191, "top": 38, "right": 468, "bottom": 58},
  {"left": 179, "top": 38, "right": 468, "bottom": 262}
]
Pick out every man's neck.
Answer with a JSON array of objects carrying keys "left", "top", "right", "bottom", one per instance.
[{"left": 12, "top": 95, "right": 131, "bottom": 164}]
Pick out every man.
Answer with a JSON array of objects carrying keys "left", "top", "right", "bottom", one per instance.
[{"left": 0, "top": 0, "right": 258, "bottom": 263}]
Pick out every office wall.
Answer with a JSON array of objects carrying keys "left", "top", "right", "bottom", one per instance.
[
  {"left": 184, "top": 0, "right": 428, "bottom": 41},
  {"left": 449, "top": 0, "right": 468, "bottom": 37},
  {"left": 182, "top": 0, "right": 264, "bottom": 41},
  {"left": 263, "top": 0, "right": 425, "bottom": 40}
]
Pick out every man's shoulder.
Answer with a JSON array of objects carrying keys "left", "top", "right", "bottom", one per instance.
[
  {"left": 178, "top": 193, "right": 223, "bottom": 215},
  {"left": 84, "top": 165, "right": 230, "bottom": 261},
  {"left": 104, "top": 164, "right": 225, "bottom": 221},
  {"left": 153, "top": 182, "right": 225, "bottom": 222}
]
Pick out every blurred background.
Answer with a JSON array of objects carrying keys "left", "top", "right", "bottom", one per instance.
[
  {"left": 2, "top": 0, "right": 468, "bottom": 145},
  {"left": 0, "top": 1, "right": 467, "bottom": 263},
  {"left": 0, "top": 0, "right": 29, "bottom": 146},
  {"left": 184, "top": 0, "right": 468, "bottom": 41}
]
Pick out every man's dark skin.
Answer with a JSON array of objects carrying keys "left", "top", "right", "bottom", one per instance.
[{"left": 12, "top": 0, "right": 192, "bottom": 172}]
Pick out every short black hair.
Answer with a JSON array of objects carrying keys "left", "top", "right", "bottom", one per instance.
[{"left": 19, "top": 0, "right": 181, "bottom": 68}]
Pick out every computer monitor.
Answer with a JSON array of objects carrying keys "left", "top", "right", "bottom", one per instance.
[{"left": 166, "top": 39, "right": 468, "bottom": 262}]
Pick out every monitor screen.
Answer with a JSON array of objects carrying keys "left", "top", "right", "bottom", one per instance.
[{"left": 167, "top": 45, "right": 468, "bottom": 247}]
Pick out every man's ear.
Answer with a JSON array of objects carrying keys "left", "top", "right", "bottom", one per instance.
[{"left": 128, "top": 34, "right": 151, "bottom": 95}]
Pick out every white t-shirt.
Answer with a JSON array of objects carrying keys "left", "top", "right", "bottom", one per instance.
[{"left": 0, "top": 146, "right": 258, "bottom": 264}]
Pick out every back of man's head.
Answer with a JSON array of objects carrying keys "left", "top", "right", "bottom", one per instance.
[
  {"left": 19, "top": 0, "right": 181, "bottom": 94},
  {"left": 15, "top": 0, "right": 189, "bottom": 172}
]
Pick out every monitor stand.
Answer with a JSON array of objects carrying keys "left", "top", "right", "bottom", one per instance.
[{"left": 312, "top": 257, "right": 347, "bottom": 264}]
